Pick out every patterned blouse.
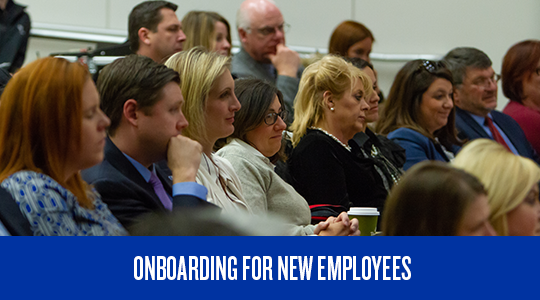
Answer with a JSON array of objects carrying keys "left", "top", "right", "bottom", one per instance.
[{"left": 1, "top": 171, "right": 127, "bottom": 236}]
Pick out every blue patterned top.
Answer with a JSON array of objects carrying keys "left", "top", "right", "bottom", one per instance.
[{"left": 1, "top": 171, "right": 127, "bottom": 236}]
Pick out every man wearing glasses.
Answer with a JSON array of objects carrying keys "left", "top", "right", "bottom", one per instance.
[
  {"left": 443, "top": 47, "right": 539, "bottom": 163},
  {"left": 233, "top": 0, "right": 302, "bottom": 118}
]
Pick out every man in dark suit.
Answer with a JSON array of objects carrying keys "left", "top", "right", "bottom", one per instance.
[
  {"left": 82, "top": 55, "right": 214, "bottom": 228},
  {"left": 443, "top": 47, "right": 539, "bottom": 163}
]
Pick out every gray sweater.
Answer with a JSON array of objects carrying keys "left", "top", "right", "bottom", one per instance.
[{"left": 216, "top": 139, "right": 315, "bottom": 236}]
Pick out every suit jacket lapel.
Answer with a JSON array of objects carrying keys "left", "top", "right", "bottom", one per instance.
[
  {"left": 456, "top": 107, "right": 490, "bottom": 139},
  {"left": 103, "top": 137, "right": 164, "bottom": 207}
]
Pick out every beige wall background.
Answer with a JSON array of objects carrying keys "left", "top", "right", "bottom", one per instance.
[{"left": 18, "top": 0, "right": 540, "bottom": 110}]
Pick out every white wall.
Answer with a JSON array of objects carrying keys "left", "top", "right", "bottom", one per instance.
[{"left": 18, "top": 0, "right": 540, "bottom": 110}]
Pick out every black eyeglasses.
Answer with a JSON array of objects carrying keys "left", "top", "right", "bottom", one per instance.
[{"left": 264, "top": 110, "right": 287, "bottom": 126}]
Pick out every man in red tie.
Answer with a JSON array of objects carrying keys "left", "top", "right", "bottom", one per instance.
[{"left": 443, "top": 47, "right": 539, "bottom": 163}]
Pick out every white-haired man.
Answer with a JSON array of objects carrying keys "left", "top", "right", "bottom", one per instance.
[{"left": 232, "top": 0, "right": 302, "bottom": 117}]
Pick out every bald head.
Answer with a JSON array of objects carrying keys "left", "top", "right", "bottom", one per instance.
[{"left": 237, "top": 0, "right": 285, "bottom": 62}]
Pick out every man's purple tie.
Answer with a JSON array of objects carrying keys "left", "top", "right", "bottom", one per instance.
[{"left": 149, "top": 172, "right": 172, "bottom": 211}]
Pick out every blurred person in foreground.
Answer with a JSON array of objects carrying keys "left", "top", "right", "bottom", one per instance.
[
  {"left": 382, "top": 161, "right": 496, "bottom": 236},
  {"left": 453, "top": 139, "right": 540, "bottom": 236}
]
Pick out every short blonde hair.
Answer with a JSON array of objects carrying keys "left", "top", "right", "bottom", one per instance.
[
  {"left": 165, "top": 47, "right": 231, "bottom": 144},
  {"left": 453, "top": 139, "right": 540, "bottom": 236},
  {"left": 290, "top": 55, "right": 372, "bottom": 146},
  {"left": 182, "top": 11, "right": 231, "bottom": 56}
]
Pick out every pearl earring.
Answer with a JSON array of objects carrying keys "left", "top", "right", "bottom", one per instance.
[{"left": 330, "top": 107, "right": 335, "bottom": 111}]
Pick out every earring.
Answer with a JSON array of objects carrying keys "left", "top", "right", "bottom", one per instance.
[{"left": 330, "top": 107, "right": 335, "bottom": 111}]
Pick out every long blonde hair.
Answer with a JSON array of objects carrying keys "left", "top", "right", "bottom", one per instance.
[
  {"left": 165, "top": 47, "right": 231, "bottom": 145},
  {"left": 290, "top": 55, "right": 372, "bottom": 146},
  {"left": 453, "top": 139, "right": 540, "bottom": 235}
]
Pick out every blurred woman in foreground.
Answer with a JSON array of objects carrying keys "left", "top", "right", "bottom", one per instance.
[
  {"left": 0, "top": 57, "right": 126, "bottom": 236},
  {"left": 383, "top": 161, "right": 495, "bottom": 236},
  {"left": 453, "top": 139, "right": 540, "bottom": 236}
]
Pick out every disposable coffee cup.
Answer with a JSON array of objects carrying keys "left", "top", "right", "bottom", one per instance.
[{"left": 348, "top": 207, "right": 379, "bottom": 236}]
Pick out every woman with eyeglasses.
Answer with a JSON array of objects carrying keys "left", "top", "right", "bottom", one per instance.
[
  {"left": 287, "top": 55, "right": 390, "bottom": 222},
  {"left": 376, "top": 60, "right": 462, "bottom": 170},
  {"left": 502, "top": 40, "right": 540, "bottom": 155},
  {"left": 216, "top": 78, "right": 359, "bottom": 236}
]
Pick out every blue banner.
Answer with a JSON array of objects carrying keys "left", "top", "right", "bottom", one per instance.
[{"left": 1, "top": 237, "right": 537, "bottom": 299}]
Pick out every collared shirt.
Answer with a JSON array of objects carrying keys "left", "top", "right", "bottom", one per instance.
[
  {"left": 468, "top": 112, "right": 519, "bottom": 155},
  {"left": 123, "top": 153, "right": 207, "bottom": 201},
  {"left": 0, "top": 220, "right": 10, "bottom": 236}
]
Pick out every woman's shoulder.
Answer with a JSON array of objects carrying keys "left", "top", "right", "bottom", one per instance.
[
  {"left": 217, "top": 139, "right": 257, "bottom": 161},
  {"left": 2, "top": 170, "right": 64, "bottom": 194},
  {"left": 388, "top": 127, "right": 429, "bottom": 141},
  {"left": 294, "top": 129, "right": 342, "bottom": 152}
]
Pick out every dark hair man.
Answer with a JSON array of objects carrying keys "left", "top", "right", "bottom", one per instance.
[
  {"left": 128, "top": 1, "right": 186, "bottom": 63},
  {"left": 443, "top": 47, "right": 539, "bottom": 163},
  {"left": 82, "top": 55, "right": 214, "bottom": 228}
]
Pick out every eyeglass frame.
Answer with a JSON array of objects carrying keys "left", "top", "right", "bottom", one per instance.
[
  {"left": 245, "top": 22, "right": 290, "bottom": 37},
  {"left": 460, "top": 73, "right": 501, "bottom": 89},
  {"left": 264, "top": 110, "right": 287, "bottom": 126}
]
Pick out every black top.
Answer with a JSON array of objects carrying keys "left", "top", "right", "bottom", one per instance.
[{"left": 288, "top": 129, "right": 388, "bottom": 215}]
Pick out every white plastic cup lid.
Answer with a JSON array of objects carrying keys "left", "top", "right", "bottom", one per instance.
[{"left": 348, "top": 207, "right": 380, "bottom": 216}]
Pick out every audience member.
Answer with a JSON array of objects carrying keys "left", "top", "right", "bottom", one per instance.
[
  {"left": 382, "top": 161, "right": 496, "bottom": 236},
  {"left": 443, "top": 47, "right": 539, "bottom": 163},
  {"left": 128, "top": 1, "right": 186, "bottom": 63},
  {"left": 232, "top": 0, "right": 302, "bottom": 115},
  {"left": 182, "top": 11, "right": 232, "bottom": 56},
  {"left": 347, "top": 58, "right": 405, "bottom": 193},
  {"left": 328, "top": 20, "right": 374, "bottom": 63},
  {"left": 453, "top": 139, "right": 540, "bottom": 236},
  {"left": 82, "top": 55, "right": 212, "bottom": 229},
  {"left": 288, "top": 55, "right": 391, "bottom": 221},
  {"left": 376, "top": 60, "right": 461, "bottom": 170},
  {"left": 165, "top": 47, "right": 250, "bottom": 213},
  {"left": 0, "top": 57, "right": 126, "bottom": 236},
  {"left": 501, "top": 40, "right": 540, "bottom": 156},
  {"left": 216, "top": 78, "right": 359, "bottom": 236},
  {"left": 0, "top": 0, "right": 30, "bottom": 73}
]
